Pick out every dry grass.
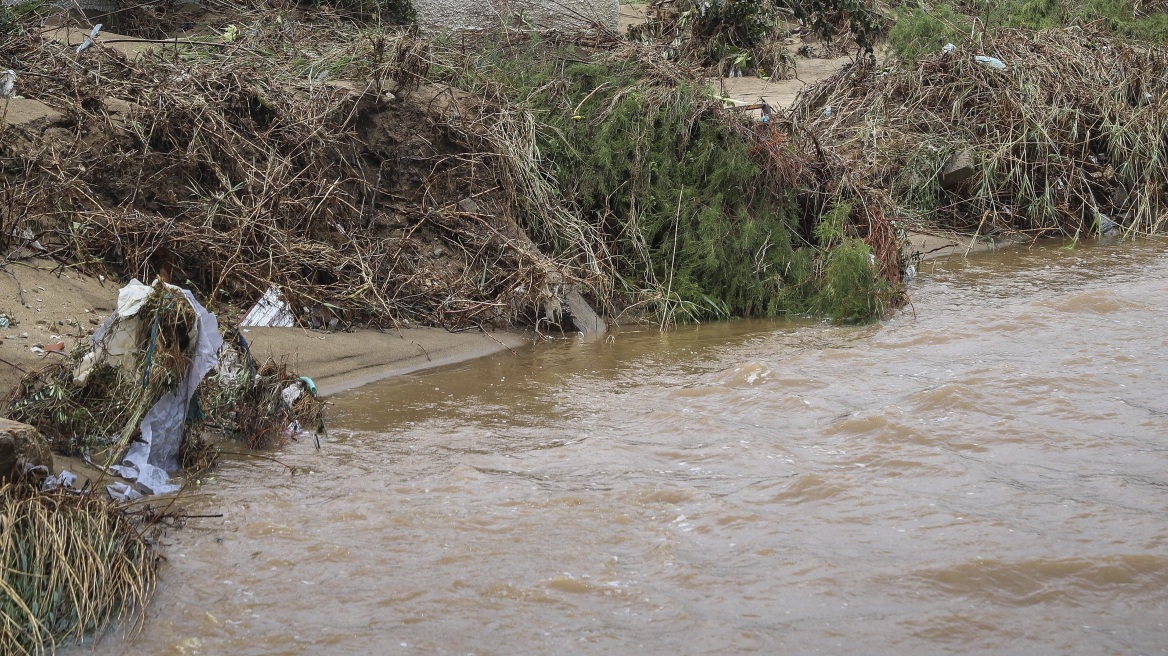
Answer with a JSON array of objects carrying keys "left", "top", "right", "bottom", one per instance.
[
  {"left": 785, "top": 29, "right": 1168, "bottom": 239},
  {"left": 1, "top": 483, "right": 156, "bottom": 655},
  {"left": 0, "top": 6, "right": 582, "bottom": 332}
]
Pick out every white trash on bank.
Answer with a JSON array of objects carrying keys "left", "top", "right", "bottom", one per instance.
[
  {"left": 975, "top": 55, "right": 1007, "bottom": 69},
  {"left": 83, "top": 279, "right": 224, "bottom": 496},
  {"left": 240, "top": 286, "right": 296, "bottom": 328}
]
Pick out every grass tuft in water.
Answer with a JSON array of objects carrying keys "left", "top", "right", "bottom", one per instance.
[{"left": 1, "top": 484, "right": 156, "bottom": 655}]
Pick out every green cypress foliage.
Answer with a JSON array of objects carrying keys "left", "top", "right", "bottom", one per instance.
[{"left": 452, "top": 42, "right": 891, "bottom": 323}]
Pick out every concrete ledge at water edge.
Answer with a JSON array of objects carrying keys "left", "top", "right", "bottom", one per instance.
[{"left": 0, "top": 418, "right": 54, "bottom": 484}]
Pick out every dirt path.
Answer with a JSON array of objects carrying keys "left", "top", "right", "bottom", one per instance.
[
  {"left": 618, "top": 2, "right": 647, "bottom": 33},
  {"left": 718, "top": 54, "right": 855, "bottom": 109}
]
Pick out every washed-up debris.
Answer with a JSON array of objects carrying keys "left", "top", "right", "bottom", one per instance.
[
  {"left": 42, "top": 469, "right": 76, "bottom": 490},
  {"left": 201, "top": 339, "right": 326, "bottom": 450},
  {"left": 4, "top": 279, "right": 326, "bottom": 497},
  {"left": 81, "top": 279, "right": 222, "bottom": 494},
  {"left": 974, "top": 55, "right": 1006, "bottom": 69},
  {"left": 75, "top": 23, "right": 102, "bottom": 54},
  {"left": 789, "top": 29, "right": 1168, "bottom": 237},
  {"left": 240, "top": 287, "right": 296, "bottom": 328},
  {"left": 0, "top": 69, "right": 16, "bottom": 98}
]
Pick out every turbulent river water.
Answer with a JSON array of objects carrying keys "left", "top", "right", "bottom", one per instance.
[{"left": 95, "top": 241, "right": 1168, "bottom": 655}]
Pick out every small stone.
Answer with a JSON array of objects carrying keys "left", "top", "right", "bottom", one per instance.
[
  {"left": 432, "top": 246, "right": 445, "bottom": 257},
  {"left": 19, "top": 332, "right": 28, "bottom": 338},
  {"left": 457, "top": 197, "right": 481, "bottom": 213},
  {"left": 941, "top": 150, "right": 977, "bottom": 189},
  {"left": 0, "top": 418, "right": 54, "bottom": 484}
]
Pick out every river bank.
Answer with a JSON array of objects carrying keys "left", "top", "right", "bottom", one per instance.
[
  {"left": 0, "top": 224, "right": 1002, "bottom": 400},
  {"left": 4, "top": 1, "right": 1167, "bottom": 651}
]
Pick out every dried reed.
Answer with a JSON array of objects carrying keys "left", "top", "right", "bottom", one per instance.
[
  {"left": 1, "top": 483, "right": 156, "bottom": 655},
  {"left": 786, "top": 29, "right": 1168, "bottom": 238}
]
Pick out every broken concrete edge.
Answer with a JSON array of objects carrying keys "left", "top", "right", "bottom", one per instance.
[
  {"left": 564, "top": 288, "right": 608, "bottom": 335},
  {"left": 905, "top": 230, "right": 1020, "bottom": 262}
]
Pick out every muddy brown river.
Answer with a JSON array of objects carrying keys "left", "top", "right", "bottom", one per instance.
[{"left": 93, "top": 241, "right": 1168, "bottom": 655}]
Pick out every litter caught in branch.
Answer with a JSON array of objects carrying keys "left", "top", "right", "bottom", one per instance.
[{"left": 76, "top": 23, "right": 103, "bottom": 54}]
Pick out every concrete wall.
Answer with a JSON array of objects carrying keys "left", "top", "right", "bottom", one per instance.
[{"left": 415, "top": 0, "right": 619, "bottom": 32}]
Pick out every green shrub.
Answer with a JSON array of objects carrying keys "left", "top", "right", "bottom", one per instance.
[
  {"left": 448, "top": 42, "right": 895, "bottom": 323},
  {"left": 1, "top": 1, "right": 40, "bottom": 36},
  {"left": 890, "top": 0, "right": 1168, "bottom": 62},
  {"left": 887, "top": 1, "right": 972, "bottom": 62},
  {"left": 791, "top": 0, "right": 886, "bottom": 54},
  {"left": 988, "top": 0, "right": 1168, "bottom": 41},
  {"left": 817, "top": 238, "right": 891, "bottom": 323},
  {"left": 1, "top": 6, "right": 16, "bottom": 36}
]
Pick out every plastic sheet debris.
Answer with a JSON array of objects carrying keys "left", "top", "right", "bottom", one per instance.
[
  {"left": 42, "top": 470, "right": 77, "bottom": 490},
  {"left": 115, "top": 278, "right": 154, "bottom": 317},
  {"left": 76, "top": 23, "right": 102, "bottom": 54},
  {"left": 74, "top": 278, "right": 155, "bottom": 384},
  {"left": 106, "top": 482, "right": 143, "bottom": 502},
  {"left": 0, "top": 69, "right": 15, "bottom": 99},
  {"left": 240, "top": 287, "right": 295, "bottom": 328},
  {"left": 87, "top": 279, "right": 224, "bottom": 496},
  {"left": 942, "top": 43, "right": 957, "bottom": 53},
  {"left": 975, "top": 55, "right": 1007, "bottom": 69},
  {"left": 281, "top": 384, "right": 302, "bottom": 407}
]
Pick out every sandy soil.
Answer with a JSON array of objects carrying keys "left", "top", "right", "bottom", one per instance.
[
  {"left": 0, "top": 261, "right": 115, "bottom": 395},
  {"left": 718, "top": 54, "right": 856, "bottom": 109},
  {"left": 1, "top": 97, "right": 63, "bottom": 126},
  {"left": 619, "top": 2, "right": 647, "bottom": 33}
]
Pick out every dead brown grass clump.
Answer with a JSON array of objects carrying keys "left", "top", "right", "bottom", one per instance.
[
  {"left": 785, "top": 29, "right": 1168, "bottom": 239},
  {"left": 1, "top": 483, "right": 157, "bottom": 655},
  {"left": 0, "top": 10, "right": 586, "bottom": 332}
]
